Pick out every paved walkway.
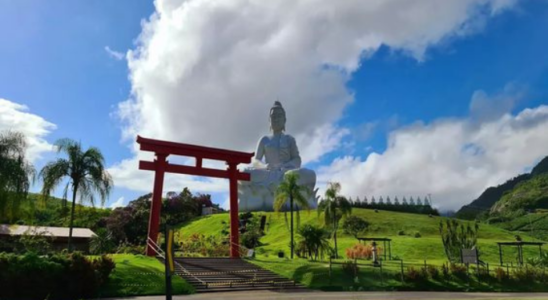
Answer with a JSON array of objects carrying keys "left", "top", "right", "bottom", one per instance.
[{"left": 105, "top": 290, "right": 548, "bottom": 300}]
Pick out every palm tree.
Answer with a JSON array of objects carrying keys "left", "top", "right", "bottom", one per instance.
[
  {"left": 90, "top": 228, "right": 116, "bottom": 254},
  {"left": 296, "top": 224, "right": 331, "bottom": 260},
  {"left": 0, "top": 131, "right": 35, "bottom": 222},
  {"left": 318, "top": 182, "right": 352, "bottom": 258},
  {"left": 274, "top": 172, "right": 310, "bottom": 259},
  {"left": 39, "top": 139, "right": 112, "bottom": 252}
]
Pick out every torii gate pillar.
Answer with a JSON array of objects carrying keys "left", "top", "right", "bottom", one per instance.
[
  {"left": 137, "top": 136, "right": 253, "bottom": 258},
  {"left": 227, "top": 162, "right": 240, "bottom": 258}
]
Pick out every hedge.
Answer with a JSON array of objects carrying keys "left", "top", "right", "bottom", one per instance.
[{"left": 0, "top": 252, "right": 115, "bottom": 300}]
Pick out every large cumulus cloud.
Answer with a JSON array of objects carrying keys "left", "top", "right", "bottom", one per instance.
[
  {"left": 111, "top": 0, "right": 521, "bottom": 201},
  {"left": 0, "top": 98, "right": 56, "bottom": 163}
]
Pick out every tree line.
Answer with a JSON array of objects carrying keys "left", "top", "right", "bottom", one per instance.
[
  {"left": 0, "top": 130, "right": 217, "bottom": 254},
  {"left": 349, "top": 196, "right": 439, "bottom": 215}
]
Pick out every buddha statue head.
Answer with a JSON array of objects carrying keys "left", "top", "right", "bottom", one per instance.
[{"left": 270, "top": 101, "right": 286, "bottom": 133}]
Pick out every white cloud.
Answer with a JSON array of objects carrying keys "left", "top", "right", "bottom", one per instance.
[
  {"left": 469, "top": 83, "right": 526, "bottom": 123},
  {"left": 0, "top": 98, "right": 56, "bottom": 162},
  {"left": 317, "top": 93, "right": 548, "bottom": 211},
  {"left": 105, "top": 46, "right": 125, "bottom": 61},
  {"left": 112, "top": 0, "right": 519, "bottom": 196},
  {"left": 221, "top": 195, "right": 231, "bottom": 211},
  {"left": 109, "top": 197, "right": 126, "bottom": 208}
]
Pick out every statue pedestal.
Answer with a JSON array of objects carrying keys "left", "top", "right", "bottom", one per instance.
[{"left": 238, "top": 168, "right": 318, "bottom": 212}]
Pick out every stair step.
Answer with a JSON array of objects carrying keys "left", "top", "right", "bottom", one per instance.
[{"left": 157, "top": 257, "right": 308, "bottom": 293}]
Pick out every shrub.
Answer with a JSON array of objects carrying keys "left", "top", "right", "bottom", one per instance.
[
  {"left": 180, "top": 234, "right": 229, "bottom": 257},
  {"left": 427, "top": 265, "right": 440, "bottom": 279},
  {"left": 397, "top": 230, "right": 406, "bottom": 236},
  {"left": 494, "top": 267, "right": 507, "bottom": 281},
  {"left": 296, "top": 224, "right": 331, "bottom": 260},
  {"left": 414, "top": 232, "right": 421, "bottom": 238},
  {"left": 441, "top": 263, "right": 450, "bottom": 278},
  {"left": 0, "top": 251, "right": 115, "bottom": 300},
  {"left": 116, "top": 241, "right": 145, "bottom": 254},
  {"left": 295, "top": 240, "right": 307, "bottom": 258},
  {"left": 439, "top": 219, "right": 479, "bottom": 262},
  {"left": 477, "top": 266, "right": 490, "bottom": 277},
  {"left": 240, "top": 215, "right": 265, "bottom": 249},
  {"left": 512, "top": 266, "right": 541, "bottom": 282},
  {"left": 93, "top": 255, "right": 116, "bottom": 286},
  {"left": 449, "top": 263, "right": 468, "bottom": 279},
  {"left": 345, "top": 244, "right": 383, "bottom": 260},
  {"left": 527, "top": 251, "right": 548, "bottom": 267},
  {"left": 342, "top": 260, "right": 359, "bottom": 276},
  {"left": 405, "top": 266, "right": 427, "bottom": 282},
  {"left": 12, "top": 228, "right": 53, "bottom": 254},
  {"left": 241, "top": 230, "right": 262, "bottom": 249},
  {"left": 346, "top": 244, "right": 372, "bottom": 260}
]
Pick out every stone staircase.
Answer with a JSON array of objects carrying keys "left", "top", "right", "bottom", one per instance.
[{"left": 171, "top": 257, "right": 307, "bottom": 293}]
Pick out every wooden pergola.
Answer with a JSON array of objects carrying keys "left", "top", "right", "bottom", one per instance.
[
  {"left": 497, "top": 241, "right": 545, "bottom": 266},
  {"left": 137, "top": 136, "right": 254, "bottom": 258},
  {"left": 357, "top": 237, "right": 392, "bottom": 260}
]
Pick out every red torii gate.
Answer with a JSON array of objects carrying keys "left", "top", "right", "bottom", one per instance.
[{"left": 137, "top": 136, "right": 253, "bottom": 258}]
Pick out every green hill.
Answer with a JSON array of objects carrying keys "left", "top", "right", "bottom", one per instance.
[
  {"left": 456, "top": 174, "right": 530, "bottom": 219},
  {"left": 176, "top": 208, "right": 541, "bottom": 265},
  {"left": 491, "top": 174, "right": 548, "bottom": 215},
  {"left": 456, "top": 156, "right": 548, "bottom": 220},
  {"left": 495, "top": 212, "right": 548, "bottom": 241},
  {"left": 10, "top": 193, "right": 111, "bottom": 230}
]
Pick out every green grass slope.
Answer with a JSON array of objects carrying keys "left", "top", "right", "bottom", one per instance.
[
  {"left": 491, "top": 174, "right": 548, "bottom": 215},
  {"left": 100, "top": 254, "right": 194, "bottom": 297},
  {"left": 11, "top": 193, "right": 111, "bottom": 229},
  {"left": 456, "top": 174, "right": 531, "bottom": 220},
  {"left": 495, "top": 212, "right": 548, "bottom": 241},
  {"left": 456, "top": 156, "right": 548, "bottom": 220},
  {"left": 177, "top": 208, "right": 541, "bottom": 265}
]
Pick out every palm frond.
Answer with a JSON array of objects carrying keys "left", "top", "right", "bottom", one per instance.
[
  {"left": 38, "top": 138, "right": 113, "bottom": 250},
  {"left": 0, "top": 131, "right": 35, "bottom": 221},
  {"left": 39, "top": 158, "right": 70, "bottom": 200}
]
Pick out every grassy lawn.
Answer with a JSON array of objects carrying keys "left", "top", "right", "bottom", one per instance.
[
  {"left": 174, "top": 208, "right": 548, "bottom": 292},
  {"left": 495, "top": 213, "right": 548, "bottom": 241},
  {"left": 99, "top": 254, "right": 194, "bottom": 298},
  {"left": 176, "top": 208, "right": 544, "bottom": 265},
  {"left": 248, "top": 256, "right": 548, "bottom": 292}
]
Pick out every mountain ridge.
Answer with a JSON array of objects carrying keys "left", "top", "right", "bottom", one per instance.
[{"left": 456, "top": 156, "right": 548, "bottom": 220}]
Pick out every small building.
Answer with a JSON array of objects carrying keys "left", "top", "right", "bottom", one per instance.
[
  {"left": 0, "top": 224, "right": 96, "bottom": 253},
  {"left": 201, "top": 206, "right": 223, "bottom": 216}
]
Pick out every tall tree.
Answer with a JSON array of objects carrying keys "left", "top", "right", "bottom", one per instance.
[
  {"left": 39, "top": 139, "right": 112, "bottom": 251},
  {"left": 0, "top": 131, "right": 35, "bottom": 222},
  {"left": 318, "top": 182, "right": 352, "bottom": 258},
  {"left": 274, "top": 172, "right": 310, "bottom": 259}
]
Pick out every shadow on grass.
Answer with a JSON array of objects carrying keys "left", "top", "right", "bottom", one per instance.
[
  {"left": 252, "top": 258, "right": 548, "bottom": 293},
  {"left": 100, "top": 263, "right": 194, "bottom": 298}
]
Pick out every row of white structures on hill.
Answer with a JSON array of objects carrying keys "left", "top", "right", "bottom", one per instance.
[{"left": 346, "top": 196, "right": 432, "bottom": 206}]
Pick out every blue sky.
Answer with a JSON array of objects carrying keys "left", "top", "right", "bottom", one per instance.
[
  {"left": 342, "top": 3, "right": 548, "bottom": 156},
  {"left": 1, "top": 0, "right": 548, "bottom": 211}
]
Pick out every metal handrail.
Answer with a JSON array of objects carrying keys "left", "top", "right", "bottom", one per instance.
[
  {"left": 174, "top": 260, "right": 208, "bottom": 288},
  {"left": 147, "top": 237, "right": 208, "bottom": 288},
  {"left": 147, "top": 237, "right": 165, "bottom": 259},
  {"left": 229, "top": 240, "right": 253, "bottom": 258}
]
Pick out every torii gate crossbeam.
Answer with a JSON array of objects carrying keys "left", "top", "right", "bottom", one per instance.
[{"left": 137, "top": 136, "right": 253, "bottom": 258}]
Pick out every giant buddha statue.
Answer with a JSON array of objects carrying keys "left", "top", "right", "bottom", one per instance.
[{"left": 239, "top": 101, "right": 318, "bottom": 211}]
